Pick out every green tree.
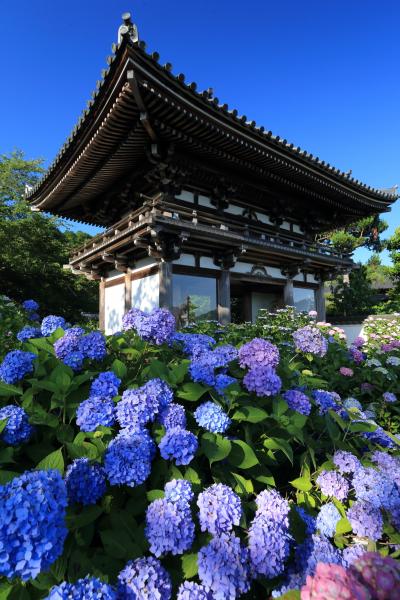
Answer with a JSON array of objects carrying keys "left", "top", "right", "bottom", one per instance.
[
  {"left": 317, "top": 215, "right": 388, "bottom": 254},
  {"left": 0, "top": 150, "right": 98, "bottom": 321},
  {"left": 327, "top": 265, "right": 375, "bottom": 317}
]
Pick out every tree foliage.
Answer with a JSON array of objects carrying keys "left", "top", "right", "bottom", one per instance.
[
  {"left": 327, "top": 265, "right": 376, "bottom": 317},
  {"left": 0, "top": 150, "right": 98, "bottom": 320},
  {"left": 317, "top": 215, "right": 388, "bottom": 254}
]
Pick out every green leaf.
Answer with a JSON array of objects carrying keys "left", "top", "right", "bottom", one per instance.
[
  {"left": 0, "top": 581, "right": 13, "bottom": 600},
  {"left": 264, "top": 437, "right": 293, "bottom": 464},
  {"left": 169, "top": 361, "right": 189, "bottom": 384},
  {"left": 229, "top": 440, "right": 259, "bottom": 469},
  {"left": 0, "top": 419, "right": 7, "bottom": 435},
  {"left": 147, "top": 489, "right": 164, "bottom": 502},
  {"left": 66, "top": 441, "right": 99, "bottom": 460},
  {"left": 28, "top": 337, "right": 54, "bottom": 352},
  {"left": 111, "top": 358, "right": 127, "bottom": 380},
  {"left": 8, "top": 586, "right": 30, "bottom": 600},
  {"left": 290, "top": 477, "right": 312, "bottom": 492},
  {"left": 36, "top": 448, "right": 64, "bottom": 474},
  {"left": 66, "top": 505, "right": 104, "bottom": 529},
  {"left": 336, "top": 517, "right": 352, "bottom": 534},
  {"left": 232, "top": 472, "right": 254, "bottom": 495},
  {"left": 232, "top": 406, "right": 268, "bottom": 423},
  {"left": 0, "top": 470, "right": 19, "bottom": 484},
  {"left": 147, "top": 359, "right": 171, "bottom": 381},
  {"left": 201, "top": 432, "right": 231, "bottom": 465},
  {"left": 184, "top": 466, "right": 201, "bottom": 485},
  {"left": 0, "top": 382, "right": 23, "bottom": 397},
  {"left": 29, "top": 404, "right": 59, "bottom": 427},
  {"left": 181, "top": 552, "right": 198, "bottom": 579},
  {"left": 273, "top": 396, "right": 288, "bottom": 417},
  {"left": 177, "top": 382, "right": 209, "bottom": 402}
]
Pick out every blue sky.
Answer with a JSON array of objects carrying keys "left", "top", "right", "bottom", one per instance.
[{"left": 1, "top": 0, "right": 399, "bottom": 263}]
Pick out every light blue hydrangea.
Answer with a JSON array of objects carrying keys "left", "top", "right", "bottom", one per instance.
[
  {"left": 194, "top": 401, "right": 231, "bottom": 433},
  {"left": 104, "top": 431, "right": 153, "bottom": 487},
  {"left": 159, "top": 403, "right": 187, "bottom": 430},
  {"left": 347, "top": 501, "right": 383, "bottom": 541},
  {"left": 117, "top": 557, "right": 172, "bottom": 599},
  {"left": 41, "top": 315, "right": 67, "bottom": 336},
  {"left": 197, "top": 483, "right": 242, "bottom": 535},
  {"left": 145, "top": 497, "right": 195, "bottom": 556},
  {"left": 332, "top": 450, "right": 361, "bottom": 474},
  {"left": 316, "top": 503, "right": 341, "bottom": 537},
  {"left": 316, "top": 469, "right": 349, "bottom": 501},
  {"left": 46, "top": 576, "right": 116, "bottom": 599},
  {"left": 16, "top": 326, "right": 42, "bottom": 342},
  {"left": 164, "top": 479, "right": 194, "bottom": 507},
  {"left": 158, "top": 427, "right": 198, "bottom": 465},
  {"left": 177, "top": 582, "right": 213, "bottom": 600}
]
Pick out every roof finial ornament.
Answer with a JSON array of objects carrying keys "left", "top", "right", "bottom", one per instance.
[{"left": 118, "top": 12, "right": 139, "bottom": 44}]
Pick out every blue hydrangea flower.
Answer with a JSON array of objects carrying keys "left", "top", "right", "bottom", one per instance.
[
  {"left": 283, "top": 389, "right": 311, "bottom": 415},
  {"left": 90, "top": 371, "right": 121, "bottom": 399},
  {"left": 76, "top": 397, "right": 116, "bottom": 432},
  {"left": 296, "top": 507, "right": 317, "bottom": 535},
  {"left": 116, "top": 379, "right": 170, "bottom": 430},
  {"left": 159, "top": 403, "right": 187, "bottom": 430},
  {"left": 65, "top": 458, "right": 106, "bottom": 505},
  {"left": 332, "top": 450, "right": 361, "bottom": 474},
  {"left": 189, "top": 351, "right": 220, "bottom": 386},
  {"left": 0, "top": 405, "right": 33, "bottom": 446},
  {"left": 383, "top": 392, "right": 397, "bottom": 403},
  {"left": 362, "top": 425, "right": 398, "bottom": 448},
  {"left": 158, "top": 427, "right": 198, "bottom": 465},
  {"left": 22, "top": 299, "right": 39, "bottom": 312},
  {"left": 343, "top": 397, "right": 363, "bottom": 411},
  {"left": 53, "top": 328, "right": 83, "bottom": 360},
  {"left": 145, "top": 497, "right": 195, "bottom": 556},
  {"left": 214, "top": 373, "right": 237, "bottom": 395},
  {"left": 238, "top": 338, "right": 280, "bottom": 369},
  {"left": 41, "top": 315, "right": 67, "bottom": 336},
  {"left": 117, "top": 557, "right": 172, "bottom": 599},
  {"left": 243, "top": 365, "right": 282, "bottom": 397},
  {"left": 352, "top": 466, "right": 392, "bottom": 509},
  {"left": 347, "top": 501, "right": 383, "bottom": 540},
  {"left": 342, "top": 544, "right": 366, "bottom": 567},
  {"left": 144, "top": 378, "right": 173, "bottom": 411},
  {"left": 213, "top": 344, "right": 238, "bottom": 365},
  {"left": 46, "top": 576, "right": 116, "bottom": 599},
  {"left": 293, "top": 325, "right": 328, "bottom": 357},
  {"left": 198, "top": 533, "right": 251, "bottom": 599},
  {"left": 249, "top": 489, "right": 292, "bottom": 578},
  {"left": 194, "top": 401, "right": 231, "bottom": 434},
  {"left": 312, "top": 389, "right": 340, "bottom": 415},
  {"left": 173, "top": 333, "right": 215, "bottom": 357},
  {"left": 164, "top": 479, "right": 194, "bottom": 507},
  {"left": 134, "top": 308, "right": 176, "bottom": 345},
  {"left": 197, "top": 484, "right": 241, "bottom": 535},
  {"left": 122, "top": 307, "right": 145, "bottom": 331},
  {"left": 78, "top": 331, "right": 107, "bottom": 361},
  {"left": 104, "top": 431, "right": 153, "bottom": 487},
  {"left": 316, "top": 503, "right": 341, "bottom": 537},
  {"left": 316, "top": 470, "right": 349, "bottom": 501},
  {"left": 16, "top": 326, "right": 42, "bottom": 342},
  {"left": 0, "top": 469, "right": 67, "bottom": 581},
  {"left": 177, "top": 582, "right": 213, "bottom": 600},
  {"left": 0, "top": 350, "right": 36, "bottom": 384},
  {"left": 63, "top": 351, "right": 85, "bottom": 372},
  {"left": 371, "top": 451, "right": 400, "bottom": 479}
]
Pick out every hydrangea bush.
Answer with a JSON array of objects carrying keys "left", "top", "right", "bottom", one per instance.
[{"left": 0, "top": 302, "right": 399, "bottom": 598}]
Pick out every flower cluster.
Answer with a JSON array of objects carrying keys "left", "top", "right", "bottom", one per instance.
[
  {"left": 46, "top": 576, "right": 116, "bottom": 599},
  {"left": 104, "top": 430, "right": 153, "bottom": 487},
  {"left": 194, "top": 401, "right": 231, "bottom": 433},
  {"left": 312, "top": 389, "right": 340, "bottom": 415},
  {"left": 123, "top": 307, "right": 176, "bottom": 345},
  {"left": 158, "top": 427, "right": 198, "bottom": 465},
  {"left": 0, "top": 470, "right": 68, "bottom": 581},
  {"left": 214, "top": 373, "right": 237, "bottom": 395},
  {"left": 316, "top": 469, "right": 349, "bottom": 501},
  {"left": 197, "top": 483, "right": 242, "bottom": 535},
  {"left": 189, "top": 344, "right": 236, "bottom": 387},
  {"left": 283, "top": 389, "right": 311, "bottom": 415},
  {"left": 90, "top": 371, "right": 121, "bottom": 399},
  {"left": 301, "top": 562, "right": 368, "bottom": 600},
  {"left": 65, "top": 458, "right": 106, "bottom": 505},
  {"left": 332, "top": 450, "right": 360, "bottom": 474},
  {"left": 293, "top": 325, "right": 328, "bottom": 357},
  {"left": 16, "top": 325, "right": 42, "bottom": 342},
  {"left": 173, "top": 332, "right": 215, "bottom": 357},
  {"left": 164, "top": 478, "right": 194, "bottom": 507},
  {"left": 54, "top": 328, "right": 106, "bottom": 370},
  {"left": 177, "top": 582, "right": 213, "bottom": 600},
  {"left": 238, "top": 337, "right": 280, "bottom": 369},
  {"left": 76, "top": 396, "right": 116, "bottom": 432},
  {"left": 0, "top": 350, "right": 36, "bottom": 384},
  {"left": 316, "top": 502, "right": 341, "bottom": 537},
  {"left": 0, "top": 405, "right": 33, "bottom": 445},
  {"left": 79, "top": 331, "right": 107, "bottom": 361},
  {"left": 41, "top": 315, "right": 67, "bottom": 336},
  {"left": 117, "top": 557, "right": 172, "bottom": 599},
  {"left": 243, "top": 365, "right": 282, "bottom": 397},
  {"left": 22, "top": 299, "right": 39, "bottom": 313},
  {"left": 159, "top": 402, "right": 187, "bottom": 429}
]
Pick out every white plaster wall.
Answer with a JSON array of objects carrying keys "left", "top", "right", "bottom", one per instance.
[
  {"left": 175, "top": 254, "right": 196, "bottom": 266},
  {"left": 198, "top": 195, "right": 213, "bottom": 208},
  {"left": 200, "top": 256, "right": 217, "bottom": 269},
  {"left": 230, "top": 261, "right": 253, "bottom": 274},
  {"left": 131, "top": 273, "right": 160, "bottom": 313},
  {"left": 135, "top": 257, "right": 158, "bottom": 269},
  {"left": 105, "top": 282, "right": 125, "bottom": 335},
  {"left": 175, "top": 190, "right": 194, "bottom": 203},
  {"left": 225, "top": 204, "right": 244, "bottom": 216}
]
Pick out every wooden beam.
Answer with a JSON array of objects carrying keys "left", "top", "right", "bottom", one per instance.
[
  {"left": 124, "top": 272, "right": 132, "bottom": 314},
  {"left": 99, "top": 280, "right": 106, "bottom": 331},
  {"left": 217, "top": 270, "right": 231, "bottom": 325},
  {"left": 315, "top": 282, "right": 326, "bottom": 321},
  {"left": 159, "top": 261, "right": 173, "bottom": 310}
]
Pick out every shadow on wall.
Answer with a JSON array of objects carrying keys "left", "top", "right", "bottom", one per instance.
[{"left": 107, "top": 308, "right": 121, "bottom": 334}]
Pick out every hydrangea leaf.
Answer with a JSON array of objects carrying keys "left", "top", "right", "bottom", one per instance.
[
  {"left": 178, "top": 383, "right": 209, "bottom": 402},
  {"left": 181, "top": 552, "right": 198, "bottom": 579},
  {"left": 201, "top": 432, "right": 231, "bottom": 465},
  {"left": 0, "top": 470, "right": 19, "bottom": 485},
  {"left": 0, "top": 382, "right": 23, "bottom": 397},
  {"left": 147, "top": 489, "right": 164, "bottom": 502},
  {"left": 111, "top": 358, "right": 127, "bottom": 379},
  {"left": 232, "top": 472, "right": 254, "bottom": 495},
  {"left": 335, "top": 517, "right": 352, "bottom": 534},
  {"left": 232, "top": 406, "right": 268, "bottom": 423},
  {"left": 264, "top": 437, "right": 293, "bottom": 464},
  {"left": 66, "top": 505, "right": 104, "bottom": 530},
  {"left": 229, "top": 440, "right": 259, "bottom": 469},
  {"left": 290, "top": 477, "right": 312, "bottom": 492},
  {"left": 36, "top": 448, "right": 64, "bottom": 474}
]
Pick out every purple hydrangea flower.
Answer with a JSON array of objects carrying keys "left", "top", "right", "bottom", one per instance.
[
  {"left": 349, "top": 347, "right": 365, "bottom": 364},
  {"left": 332, "top": 450, "right": 361, "bottom": 474},
  {"left": 383, "top": 392, "right": 397, "bottom": 403},
  {"left": 342, "top": 545, "right": 367, "bottom": 567},
  {"left": 0, "top": 469, "right": 67, "bottom": 581},
  {"left": 194, "top": 401, "right": 231, "bottom": 434},
  {"left": 177, "top": 582, "right": 213, "bottom": 600},
  {"left": 159, "top": 403, "right": 186, "bottom": 430},
  {"left": 76, "top": 397, "right": 116, "bottom": 432},
  {"left": 197, "top": 484, "right": 241, "bottom": 535},
  {"left": 65, "top": 458, "right": 106, "bottom": 506},
  {"left": 135, "top": 308, "right": 176, "bottom": 345},
  {"left": 41, "top": 315, "right": 67, "bottom": 336},
  {"left": 46, "top": 576, "right": 116, "bottom": 599},
  {"left": 22, "top": 299, "right": 39, "bottom": 312},
  {"left": 104, "top": 430, "right": 153, "bottom": 487},
  {"left": 347, "top": 501, "right": 383, "bottom": 540},
  {"left": 16, "top": 326, "right": 42, "bottom": 342},
  {"left": 239, "top": 338, "right": 280, "bottom": 369},
  {"left": 78, "top": 331, "right": 107, "bottom": 361},
  {"left": 293, "top": 325, "right": 328, "bottom": 357},
  {"left": 90, "top": 371, "right": 121, "bottom": 399},
  {"left": 116, "top": 386, "right": 159, "bottom": 430},
  {"left": 142, "top": 378, "right": 173, "bottom": 411},
  {"left": 371, "top": 451, "right": 400, "bottom": 479},
  {"left": 316, "top": 503, "right": 341, "bottom": 537},
  {"left": 352, "top": 466, "right": 393, "bottom": 509},
  {"left": 164, "top": 479, "right": 194, "bottom": 507},
  {"left": 0, "top": 350, "right": 36, "bottom": 384},
  {"left": 283, "top": 389, "right": 311, "bottom": 415},
  {"left": 53, "top": 328, "right": 84, "bottom": 360},
  {"left": 158, "top": 427, "right": 198, "bottom": 465},
  {"left": 243, "top": 365, "right": 282, "bottom": 397},
  {"left": 145, "top": 497, "right": 195, "bottom": 556},
  {"left": 198, "top": 533, "right": 251, "bottom": 599},
  {"left": 0, "top": 405, "right": 33, "bottom": 446},
  {"left": 316, "top": 470, "right": 349, "bottom": 501},
  {"left": 117, "top": 557, "right": 172, "bottom": 600},
  {"left": 122, "top": 307, "right": 145, "bottom": 331}
]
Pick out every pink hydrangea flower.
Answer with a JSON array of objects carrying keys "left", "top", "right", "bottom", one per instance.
[
  {"left": 301, "top": 562, "right": 370, "bottom": 600},
  {"left": 340, "top": 367, "right": 354, "bottom": 377}
]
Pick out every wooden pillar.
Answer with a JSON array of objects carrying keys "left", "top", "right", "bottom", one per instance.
[
  {"left": 283, "top": 277, "right": 294, "bottom": 307},
  {"left": 315, "top": 282, "right": 326, "bottom": 322},
  {"left": 217, "top": 270, "right": 231, "bottom": 325},
  {"left": 99, "top": 279, "right": 105, "bottom": 331},
  {"left": 159, "top": 261, "right": 173, "bottom": 310},
  {"left": 124, "top": 272, "right": 132, "bottom": 314}
]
